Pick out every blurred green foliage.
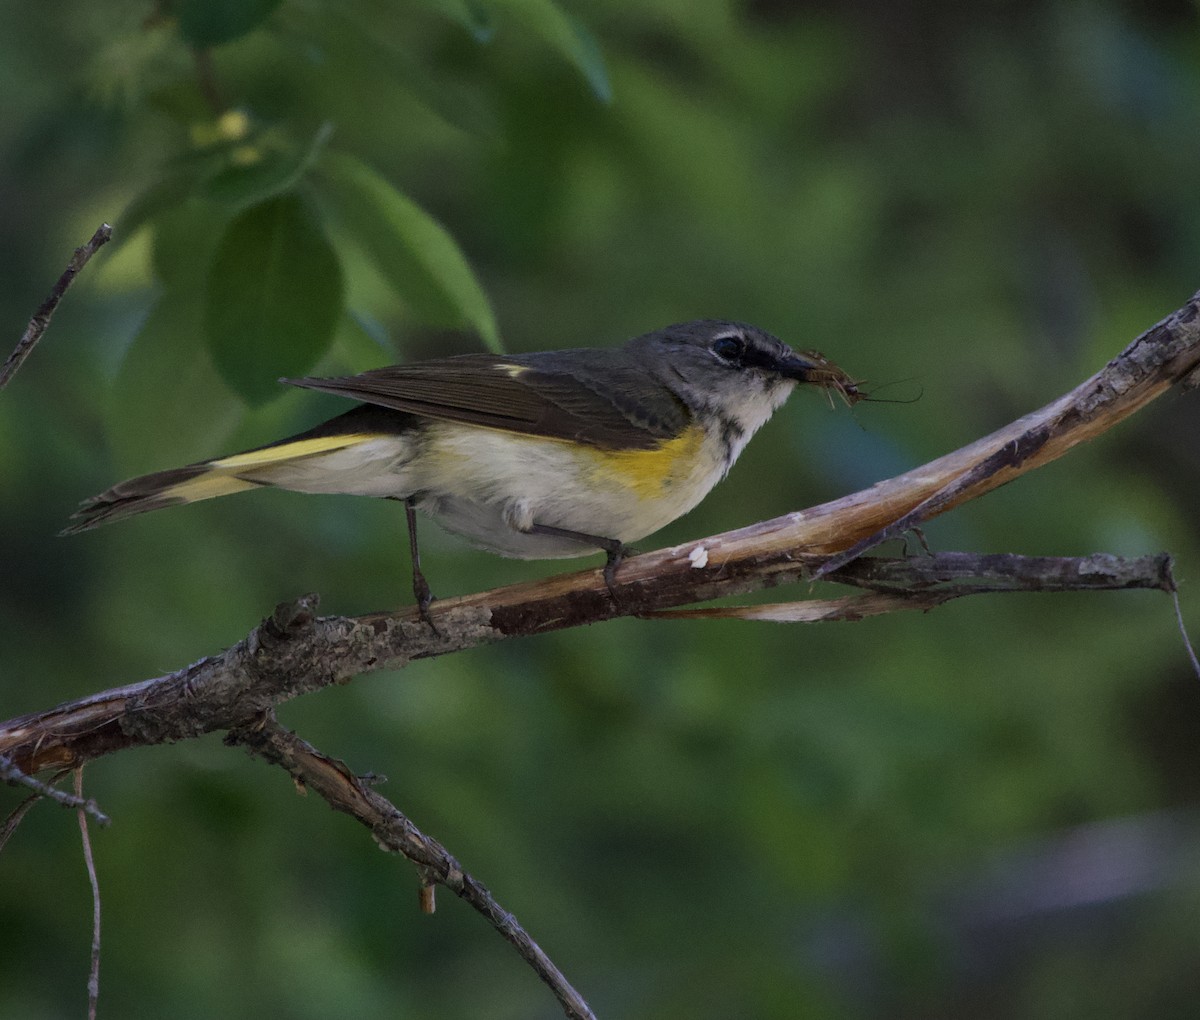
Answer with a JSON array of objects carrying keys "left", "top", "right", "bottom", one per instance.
[{"left": 4, "top": 1, "right": 1200, "bottom": 1017}]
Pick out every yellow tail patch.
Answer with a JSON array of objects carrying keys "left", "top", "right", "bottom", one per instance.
[
  {"left": 163, "top": 473, "right": 261, "bottom": 503},
  {"left": 167, "top": 433, "right": 382, "bottom": 503},
  {"left": 211, "top": 433, "right": 377, "bottom": 470}
]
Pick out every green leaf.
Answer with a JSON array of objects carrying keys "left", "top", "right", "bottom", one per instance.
[
  {"left": 282, "top": 7, "right": 499, "bottom": 137},
  {"left": 332, "top": 312, "right": 396, "bottom": 373},
  {"left": 152, "top": 198, "right": 233, "bottom": 293},
  {"left": 203, "top": 195, "right": 344, "bottom": 404},
  {"left": 492, "top": 0, "right": 611, "bottom": 102},
  {"left": 119, "top": 147, "right": 251, "bottom": 258},
  {"left": 313, "top": 151, "right": 501, "bottom": 351},
  {"left": 201, "top": 123, "right": 334, "bottom": 210},
  {"left": 114, "top": 142, "right": 250, "bottom": 255},
  {"left": 419, "top": 0, "right": 496, "bottom": 41},
  {"left": 116, "top": 173, "right": 200, "bottom": 250},
  {"left": 111, "top": 293, "right": 243, "bottom": 473},
  {"left": 178, "top": 0, "right": 283, "bottom": 48}
]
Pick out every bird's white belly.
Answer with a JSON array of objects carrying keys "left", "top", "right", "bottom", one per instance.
[
  {"left": 253, "top": 420, "right": 733, "bottom": 559},
  {"left": 411, "top": 422, "right": 729, "bottom": 558}
]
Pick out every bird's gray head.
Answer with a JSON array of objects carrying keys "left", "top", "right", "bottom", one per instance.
[{"left": 627, "top": 320, "right": 821, "bottom": 432}]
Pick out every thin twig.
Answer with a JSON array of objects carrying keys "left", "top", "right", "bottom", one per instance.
[
  {"left": 0, "top": 755, "right": 111, "bottom": 824},
  {"left": 1171, "top": 588, "right": 1199, "bottom": 680},
  {"left": 229, "top": 718, "right": 597, "bottom": 1020},
  {"left": 1163, "top": 558, "right": 1200, "bottom": 680},
  {"left": 0, "top": 224, "right": 112, "bottom": 389},
  {"left": 0, "top": 795, "right": 39, "bottom": 853},
  {"left": 75, "top": 767, "right": 102, "bottom": 1020}
]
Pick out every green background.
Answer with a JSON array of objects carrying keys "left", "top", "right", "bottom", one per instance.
[{"left": 3, "top": 1, "right": 1200, "bottom": 1017}]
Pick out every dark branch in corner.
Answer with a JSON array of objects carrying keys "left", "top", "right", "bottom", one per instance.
[{"left": 0, "top": 224, "right": 112, "bottom": 389}]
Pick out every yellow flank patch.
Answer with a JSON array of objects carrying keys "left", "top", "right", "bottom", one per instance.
[
  {"left": 499, "top": 363, "right": 527, "bottom": 379},
  {"left": 585, "top": 425, "right": 705, "bottom": 499},
  {"left": 165, "top": 473, "right": 260, "bottom": 503},
  {"left": 211, "top": 433, "right": 376, "bottom": 470}
]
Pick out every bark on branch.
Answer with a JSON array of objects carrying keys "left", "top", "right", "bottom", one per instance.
[{"left": 0, "top": 548, "right": 1179, "bottom": 775}]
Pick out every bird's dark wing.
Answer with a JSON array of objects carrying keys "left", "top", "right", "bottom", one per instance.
[{"left": 284, "top": 350, "right": 691, "bottom": 450}]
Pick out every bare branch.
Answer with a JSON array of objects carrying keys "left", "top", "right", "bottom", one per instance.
[
  {"left": 643, "top": 552, "right": 1175, "bottom": 621},
  {"left": 1, "top": 224, "right": 112, "bottom": 389},
  {"left": 1164, "top": 560, "right": 1200, "bottom": 681},
  {"left": 0, "top": 755, "right": 111, "bottom": 825},
  {"left": 0, "top": 551, "right": 1176, "bottom": 775},
  {"left": 228, "top": 718, "right": 597, "bottom": 1020}
]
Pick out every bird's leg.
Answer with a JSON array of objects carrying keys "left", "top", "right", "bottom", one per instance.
[
  {"left": 524, "top": 522, "right": 629, "bottom": 605},
  {"left": 392, "top": 496, "right": 437, "bottom": 630}
]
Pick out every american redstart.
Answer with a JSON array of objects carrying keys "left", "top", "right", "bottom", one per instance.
[{"left": 64, "top": 320, "right": 861, "bottom": 608}]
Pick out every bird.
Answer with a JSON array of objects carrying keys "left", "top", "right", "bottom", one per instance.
[{"left": 63, "top": 320, "right": 861, "bottom": 610}]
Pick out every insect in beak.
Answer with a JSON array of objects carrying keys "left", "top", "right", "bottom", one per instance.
[{"left": 788, "top": 350, "right": 868, "bottom": 408}]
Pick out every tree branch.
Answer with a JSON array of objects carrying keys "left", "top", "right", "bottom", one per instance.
[
  {"left": 644, "top": 552, "right": 1175, "bottom": 620},
  {"left": 0, "top": 755, "right": 111, "bottom": 824},
  {"left": 0, "top": 224, "right": 112, "bottom": 389},
  {"left": 0, "top": 548, "right": 1178, "bottom": 776},
  {"left": 228, "top": 717, "right": 597, "bottom": 1020}
]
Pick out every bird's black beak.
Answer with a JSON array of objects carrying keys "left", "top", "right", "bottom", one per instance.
[
  {"left": 738, "top": 345, "right": 820, "bottom": 379},
  {"left": 774, "top": 351, "right": 824, "bottom": 381}
]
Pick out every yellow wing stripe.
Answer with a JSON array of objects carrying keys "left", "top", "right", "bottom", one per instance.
[{"left": 211, "top": 433, "right": 378, "bottom": 470}]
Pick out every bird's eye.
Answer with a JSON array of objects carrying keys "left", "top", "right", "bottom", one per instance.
[{"left": 712, "top": 335, "right": 745, "bottom": 362}]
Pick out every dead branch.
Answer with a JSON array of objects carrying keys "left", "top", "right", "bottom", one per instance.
[
  {"left": 228, "top": 716, "right": 597, "bottom": 1020},
  {"left": 644, "top": 552, "right": 1175, "bottom": 620},
  {"left": 0, "top": 548, "right": 1177, "bottom": 775},
  {"left": 0, "top": 755, "right": 111, "bottom": 824},
  {"left": 0, "top": 224, "right": 112, "bottom": 389}
]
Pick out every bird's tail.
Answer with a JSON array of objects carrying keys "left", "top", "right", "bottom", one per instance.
[{"left": 61, "top": 431, "right": 375, "bottom": 534}]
